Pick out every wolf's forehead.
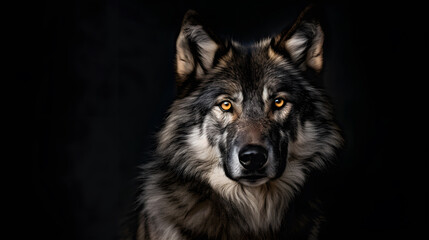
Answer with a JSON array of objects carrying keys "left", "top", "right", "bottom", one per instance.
[
  {"left": 212, "top": 81, "right": 283, "bottom": 104},
  {"left": 212, "top": 69, "right": 286, "bottom": 99},
  {"left": 228, "top": 46, "right": 290, "bottom": 82},
  {"left": 209, "top": 43, "right": 295, "bottom": 98}
]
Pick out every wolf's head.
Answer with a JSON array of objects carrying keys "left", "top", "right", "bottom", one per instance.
[{"left": 157, "top": 8, "right": 342, "bottom": 190}]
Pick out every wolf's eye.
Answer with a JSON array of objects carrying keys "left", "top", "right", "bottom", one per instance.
[
  {"left": 273, "top": 98, "right": 285, "bottom": 109},
  {"left": 219, "top": 101, "right": 232, "bottom": 112}
]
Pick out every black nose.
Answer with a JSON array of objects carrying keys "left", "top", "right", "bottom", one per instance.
[{"left": 238, "top": 145, "right": 268, "bottom": 171}]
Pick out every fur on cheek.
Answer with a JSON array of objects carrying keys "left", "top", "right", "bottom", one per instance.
[
  {"left": 288, "top": 119, "right": 342, "bottom": 168},
  {"left": 185, "top": 125, "right": 222, "bottom": 173}
]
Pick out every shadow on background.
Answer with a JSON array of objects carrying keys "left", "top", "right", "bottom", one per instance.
[{"left": 22, "top": 1, "right": 427, "bottom": 239}]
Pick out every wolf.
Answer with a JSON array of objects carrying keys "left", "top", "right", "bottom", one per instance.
[{"left": 124, "top": 6, "right": 343, "bottom": 240}]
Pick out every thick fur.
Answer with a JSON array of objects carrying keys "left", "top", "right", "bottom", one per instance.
[{"left": 124, "top": 7, "right": 342, "bottom": 240}]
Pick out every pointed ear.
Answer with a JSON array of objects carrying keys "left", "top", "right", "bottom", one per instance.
[
  {"left": 175, "top": 10, "right": 222, "bottom": 86},
  {"left": 271, "top": 6, "right": 324, "bottom": 73}
]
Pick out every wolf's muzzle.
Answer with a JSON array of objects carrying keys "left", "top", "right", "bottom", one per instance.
[{"left": 238, "top": 145, "right": 268, "bottom": 171}]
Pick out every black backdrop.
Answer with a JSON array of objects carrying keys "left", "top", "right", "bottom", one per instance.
[{"left": 23, "top": 1, "right": 427, "bottom": 240}]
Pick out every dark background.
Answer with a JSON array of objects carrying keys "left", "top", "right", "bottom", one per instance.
[{"left": 20, "top": 1, "right": 427, "bottom": 239}]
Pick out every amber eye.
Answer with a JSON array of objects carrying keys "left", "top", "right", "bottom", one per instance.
[
  {"left": 219, "top": 101, "right": 232, "bottom": 112},
  {"left": 274, "top": 98, "right": 285, "bottom": 109}
]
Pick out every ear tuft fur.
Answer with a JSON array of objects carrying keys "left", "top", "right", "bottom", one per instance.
[
  {"left": 271, "top": 5, "right": 324, "bottom": 73},
  {"left": 176, "top": 10, "right": 220, "bottom": 85}
]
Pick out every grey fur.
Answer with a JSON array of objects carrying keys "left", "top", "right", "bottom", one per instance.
[{"left": 125, "top": 7, "right": 343, "bottom": 240}]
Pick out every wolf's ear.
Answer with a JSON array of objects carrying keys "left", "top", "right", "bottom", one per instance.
[
  {"left": 175, "top": 10, "right": 222, "bottom": 86},
  {"left": 271, "top": 6, "right": 324, "bottom": 73}
]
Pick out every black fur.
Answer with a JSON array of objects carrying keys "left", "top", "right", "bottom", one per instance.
[{"left": 123, "top": 6, "right": 342, "bottom": 240}]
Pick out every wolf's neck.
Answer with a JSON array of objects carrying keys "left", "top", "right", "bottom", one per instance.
[
  {"left": 205, "top": 161, "right": 307, "bottom": 234},
  {"left": 170, "top": 181, "right": 289, "bottom": 238},
  {"left": 142, "top": 160, "right": 306, "bottom": 238}
]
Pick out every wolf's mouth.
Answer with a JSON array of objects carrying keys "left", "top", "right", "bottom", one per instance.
[
  {"left": 238, "top": 175, "right": 269, "bottom": 187},
  {"left": 240, "top": 175, "right": 266, "bottom": 180}
]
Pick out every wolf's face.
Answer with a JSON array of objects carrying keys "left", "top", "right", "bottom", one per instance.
[
  {"left": 191, "top": 44, "right": 304, "bottom": 187},
  {"left": 158, "top": 10, "right": 341, "bottom": 189}
]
